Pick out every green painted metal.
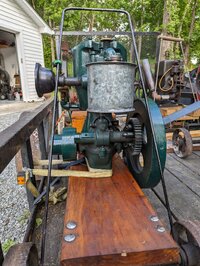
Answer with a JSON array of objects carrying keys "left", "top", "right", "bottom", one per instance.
[
  {"left": 52, "top": 112, "right": 134, "bottom": 168},
  {"left": 53, "top": 127, "right": 77, "bottom": 160},
  {"left": 71, "top": 39, "right": 127, "bottom": 110},
  {"left": 124, "top": 98, "right": 166, "bottom": 188}
]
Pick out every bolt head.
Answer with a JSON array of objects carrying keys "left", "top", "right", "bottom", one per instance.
[
  {"left": 156, "top": 225, "right": 165, "bottom": 233},
  {"left": 64, "top": 234, "right": 76, "bottom": 242},
  {"left": 150, "top": 215, "right": 159, "bottom": 222},
  {"left": 66, "top": 221, "right": 77, "bottom": 230}
]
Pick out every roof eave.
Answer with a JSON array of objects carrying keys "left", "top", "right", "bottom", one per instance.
[{"left": 14, "top": 0, "right": 54, "bottom": 35}]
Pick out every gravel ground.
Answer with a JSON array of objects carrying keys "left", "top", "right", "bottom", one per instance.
[{"left": 0, "top": 112, "right": 29, "bottom": 248}]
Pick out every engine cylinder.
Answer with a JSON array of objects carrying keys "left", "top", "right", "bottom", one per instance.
[{"left": 87, "top": 62, "right": 135, "bottom": 113}]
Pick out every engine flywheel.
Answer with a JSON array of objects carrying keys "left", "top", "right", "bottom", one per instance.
[{"left": 123, "top": 98, "right": 166, "bottom": 188}]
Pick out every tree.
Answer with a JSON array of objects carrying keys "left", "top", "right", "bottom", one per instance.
[{"left": 26, "top": 0, "right": 200, "bottom": 68}]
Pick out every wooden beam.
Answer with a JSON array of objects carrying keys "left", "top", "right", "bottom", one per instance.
[
  {"left": 32, "top": 168, "right": 112, "bottom": 178},
  {"left": 0, "top": 98, "right": 53, "bottom": 174},
  {"left": 60, "top": 155, "right": 180, "bottom": 266}
]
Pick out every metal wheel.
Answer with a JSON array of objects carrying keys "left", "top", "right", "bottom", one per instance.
[
  {"left": 3, "top": 242, "right": 39, "bottom": 266},
  {"left": 172, "top": 128, "right": 193, "bottom": 158},
  {"left": 123, "top": 98, "right": 166, "bottom": 188},
  {"left": 173, "top": 220, "right": 200, "bottom": 266}
]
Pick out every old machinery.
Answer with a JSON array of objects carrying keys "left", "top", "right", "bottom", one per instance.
[
  {"left": 174, "top": 220, "right": 200, "bottom": 266},
  {"left": 155, "top": 59, "right": 184, "bottom": 101},
  {"left": 2, "top": 7, "right": 200, "bottom": 266},
  {"left": 141, "top": 35, "right": 200, "bottom": 105},
  {"left": 172, "top": 128, "right": 193, "bottom": 158},
  {"left": 142, "top": 58, "right": 185, "bottom": 103},
  {"left": 35, "top": 38, "right": 166, "bottom": 188},
  {"left": 0, "top": 66, "right": 11, "bottom": 100}
]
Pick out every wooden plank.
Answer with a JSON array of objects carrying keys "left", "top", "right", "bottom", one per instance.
[
  {"left": 32, "top": 168, "right": 112, "bottom": 178},
  {"left": 143, "top": 189, "right": 170, "bottom": 230},
  {"left": 0, "top": 98, "right": 53, "bottom": 174},
  {"left": 160, "top": 105, "right": 200, "bottom": 118},
  {"left": 173, "top": 115, "right": 199, "bottom": 121},
  {"left": 169, "top": 153, "right": 200, "bottom": 176},
  {"left": 154, "top": 168, "right": 200, "bottom": 221},
  {"left": 160, "top": 106, "right": 182, "bottom": 117},
  {"left": 143, "top": 154, "right": 200, "bottom": 253},
  {"left": 193, "top": 150, "right": 200, "bottom": 157},
  {"left": 166, "top": 155, "right": 200, "bottom": 196},
  {"left": 60, "top": 155, "right": 179, "bottom": 266}
]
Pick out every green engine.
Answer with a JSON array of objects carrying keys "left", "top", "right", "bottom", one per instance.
[
  {"left": 35, "top": 38, "right": 166, "bottom": 188},
  {"left": 71, "top": 38, "right": 127, "bottom": 110}
]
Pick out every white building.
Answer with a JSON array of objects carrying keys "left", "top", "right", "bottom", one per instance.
[{"left": 0, "top": 0, "right": 53, "bottom": 101}]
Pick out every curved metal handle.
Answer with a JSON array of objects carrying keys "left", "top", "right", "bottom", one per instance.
[{"left": 57, "top": 7, "right": 136, "bottom": 61}]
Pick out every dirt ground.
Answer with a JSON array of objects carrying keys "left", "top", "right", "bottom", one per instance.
[{"left": 0, "top": 99, "right": 44, "bottom": 116}]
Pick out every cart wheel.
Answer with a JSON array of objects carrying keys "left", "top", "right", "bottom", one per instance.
[
  {"left": 3, "top": 242, "right": 39, "bottom": 266},
  {"left": 172, "top": 128, "right": 193, "bottom": 158},
  {"left": 173, "top": 220, "right": 200, "bottom": 266}
]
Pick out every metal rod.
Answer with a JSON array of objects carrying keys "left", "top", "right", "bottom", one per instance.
[
  {"left": 55, "top": 30, "right": 160, "bottom": 37},
  {"left": 23, "top": 175, "right": 45, "bottom": 242},
  {"left": 40, "top": 31, "right": 63, "bottom": 266},
  {"left": 151, "top": 188, "right": 178, "bottom": 221},
  {"left": 126, "top": 10, "right": 175, "bottom": 235}
]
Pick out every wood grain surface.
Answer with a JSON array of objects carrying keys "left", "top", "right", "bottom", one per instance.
[{"left": 60, "top": 155, "right": 180, "bottom": 266}]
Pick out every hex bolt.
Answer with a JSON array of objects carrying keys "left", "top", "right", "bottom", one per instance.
[
  {"left": 64, "top": 234, "right": 76, "bottom": 242},
  {"left": 66, "top": 221, "right": 77, "bottom": 230},
  {"left": 156, "top": 225, "right": 166, "bottom": 233},
  {"left": 150, "top": 215, "right": 159, "bottom": 222}
]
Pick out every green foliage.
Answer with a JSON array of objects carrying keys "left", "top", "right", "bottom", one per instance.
[
  {"left": 35, "top": 217, "right": 42, "bottom": 228},
  {"left": 17, "top": 209, "right": 30, "bottom": 225},
  {"left": 27, "top": 0, "right": 200, "bottom": 67},
  {"left": 2, "top": 239, "right": 16, "bottom": 254},
  {"left": 43, "top": 35, "right": 52, "bottom": 68}
]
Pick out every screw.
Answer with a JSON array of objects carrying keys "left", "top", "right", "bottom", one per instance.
[
  {"left": 150, "top": 215, "right": 159, "bottom": 222},
  {"left": 66, "top": 221, "right": 77, "bottom": 230},
  {"left": 156, "top": 225, "right": 165, "bottom": 233},
  {"left": 64, "top": 234, "right": 76, "bottom": 242}
]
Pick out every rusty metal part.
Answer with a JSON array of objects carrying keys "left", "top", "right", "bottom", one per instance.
[
  {"left": 173, "top": 220, "right": 200, "bottom": 266},
  {"left": 172, "top": 128, "right": 193, "bottom": 158},
  {"left": 3, "top": 242, "right": 39, "bottom": 266},
  {"left": 142, "top": 59, "right": 155, "bottom": 92}
]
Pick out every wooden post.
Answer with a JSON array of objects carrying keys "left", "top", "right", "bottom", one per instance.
[{"left": 37, "top": 122, "right": 47, "bottom": 160}]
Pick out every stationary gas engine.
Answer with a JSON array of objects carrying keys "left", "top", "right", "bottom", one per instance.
[
  {"left": 142, "top": 59, "right": 184, "bottom": 103},
  {"left": 156, "top": 60, "right": 184, "bottom": 100},
  {"left": 35, "top": 38, "right": 166, "bottom": 188}
]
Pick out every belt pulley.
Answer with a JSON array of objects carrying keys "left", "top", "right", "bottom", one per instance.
[{"left": 123, "top": 98, "right": 166, "bottom": 188}]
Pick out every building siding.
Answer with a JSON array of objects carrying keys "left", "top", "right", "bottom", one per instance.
[{"left": 0, "top": 0, "right": 45, "bottom": 101}]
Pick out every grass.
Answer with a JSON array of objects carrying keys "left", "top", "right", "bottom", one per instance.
[{"left": 2, "top": 239, "right": 16, "bottom": 254}]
